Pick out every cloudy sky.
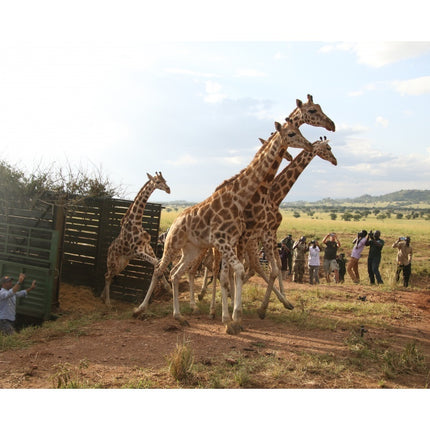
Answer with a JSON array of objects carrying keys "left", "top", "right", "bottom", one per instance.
[{"left": 1, "top": 1, "right": 430, "bottom": 204}]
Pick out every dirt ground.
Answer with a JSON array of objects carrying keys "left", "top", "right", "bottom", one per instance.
[{"left": 0, "top": 276, "right": 429, "bottom": 389}]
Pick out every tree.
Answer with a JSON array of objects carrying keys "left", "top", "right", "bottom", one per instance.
[
  {"left": 293, "top": 211, "right": 301, "bottom": 218},
  {"left": 330, "top": 213, "right": 337, "bottom": 220},
  {"left": 0, "top": 159, "right": 123, "bottom": 209},
  {"left": 341, "top": 212, "right": 353, "bottom": 221}
]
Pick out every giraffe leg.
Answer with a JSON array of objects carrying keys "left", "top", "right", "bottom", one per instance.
[
  {"left": 169, "top": 245, "right": 201, "bottom": 325},
  {"left": 258, "top": 239, "right": 294, "bottom": 319},
  {"left": 209, "top": 274, "right": 217, "bottom": 319},
  {"left": 102, "top": 253, "right": 129, "bottom": 306},
  {"left": 198, "top": 267, "right": 210, "bottom": 301},
  {"left": 218, "top": 247, "right": 244, "bottom": 335},
  {"left": 133, "top": 249, "right": 174, "bottom": 318},
  {"left": 187, "top": 249, "right": 207, "bottom": 313}
]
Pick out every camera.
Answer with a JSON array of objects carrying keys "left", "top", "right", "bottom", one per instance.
[
  {"left": 368, "top": 230, "right": 374, "bottom": 238},
  {"left": 400, "top": 237, "right": 407, "bottom": 241}
]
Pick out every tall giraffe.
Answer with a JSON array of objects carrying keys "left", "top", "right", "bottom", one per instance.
[
  {"left": 197, "top": 95, "right": 336, "bottom": 316},
  {"left": 255, "top": 137, "right": 338, "bottom": 317},
  {"left": 101, "top": 172, "right": 170, "bottom": 306},
  {"left": 133, "top": 121, "right": 313, "bottom": 334}
]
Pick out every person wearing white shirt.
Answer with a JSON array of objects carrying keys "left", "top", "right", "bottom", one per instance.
[
  {"left": 308, "top": 240, "right": 321, "bottom": 285},
  {"left": 0, "top": 273, "right": 36, "bottom": 335}
]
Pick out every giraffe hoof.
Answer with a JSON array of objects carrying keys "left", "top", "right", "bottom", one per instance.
[
  {"left": 283, "top": 301, "right": 294, "bottom": 310},
  {"left": 132, "top": 308, "right": 145, "bottom": 319},
  {"left": 175, "top": 315, "right": 190, "bottom": 327},
  {"left": 257, "top": 308, "right": 266, "bottom": 319},
  {"left": 225, "top": 321, "right": 243, "bottom": 335}
]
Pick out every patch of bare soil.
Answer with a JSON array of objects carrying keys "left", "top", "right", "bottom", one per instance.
[{"left": 0, "top": 278, "right": 429, "bottom": 388}]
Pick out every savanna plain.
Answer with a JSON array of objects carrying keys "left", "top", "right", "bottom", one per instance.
[{"left": 0, "top": 208, "right": 429, "bottom": 389}]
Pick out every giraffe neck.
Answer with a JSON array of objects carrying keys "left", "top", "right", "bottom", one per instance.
[
  {"left": 227, "top": 132, "right": 287, "bottom": 207},
  {"left": 288, "top": 108, "right": 305, "bottom": 129},
  {"left": 270, "top": 150, "right": 316, "bottom": 207},
  {"left": 122, "top": 180, "right": 156, "bottom": 226}
]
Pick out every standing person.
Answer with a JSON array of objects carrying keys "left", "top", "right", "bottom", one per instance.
[
  {"left": 322, "top": 232, "right": 341, "bottom": 283},
  {"left": 281, "top": 234, "right": 294, "bottom": 275},
  {"left": 307, "top": 240, "right": 320, "bottom": 285},
  {"left": 279, "top": 242, "right": 289, "bottom": 280},
  {"left": 0, "top": 273, "right": 36, "bottom": 335},
  {"left": 292, "top": 236, "right": 307, "bottom": 283},
  {"left": 347, "top": 230, "right": 368, "bottom": 284},
  {"left": 336, "top": 253, "right": 347, "bottom": 283},
  {"left": 393, "top": 236, "right": 413, "bottom": 287},
  {"left": 366, "top": 230, "right": 385, "bottom": 285}
]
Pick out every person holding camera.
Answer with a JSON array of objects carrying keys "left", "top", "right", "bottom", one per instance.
[
  {"left": 0, "top": 273, "right": 37, "bottom": 335},
  {"left": 392, "top": 236, "right": 413, "bottom": 287},
  {"left": 322, "top": 232, "right": 341, "bottom": 283},
  {"left": 292, "top": 236, "right": 307, "bottom": 283},
  {"left": 347, "top": 230, "right": 368, "bottom": 284},
  {"left": 366, "top": 230, "right": 385, "bottom": 285},
  {"left": 281, "top": 234, "right": 294, "bottom": 275},
  {"left": 307, "top": 239, "right": 321, "bottom": 285}
]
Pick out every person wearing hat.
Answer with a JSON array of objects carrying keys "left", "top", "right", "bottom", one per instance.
[
  {"left": 392, "top": 236, "right": 413, "bottom": 287},
  {"left": 347, "top": 230, "right": 368, "bottom": 284},
  {"left": 0, "top": 273, "right": 36, "bottom": 335},
  {"left": 292, "top": 236, "right": 307, "bottom": 283}
]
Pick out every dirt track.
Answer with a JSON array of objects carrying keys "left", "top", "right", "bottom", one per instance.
[{"left": 0, "top": 279, "right": 429, "bottom": 388}]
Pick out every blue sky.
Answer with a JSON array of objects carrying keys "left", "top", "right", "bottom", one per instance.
[{"left": 1, "top": 2, "right": 430, "bottom": 204}]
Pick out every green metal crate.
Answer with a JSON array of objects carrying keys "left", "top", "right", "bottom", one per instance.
[{"left": 0, "top": 223, "right": 59, "bottom": 320}]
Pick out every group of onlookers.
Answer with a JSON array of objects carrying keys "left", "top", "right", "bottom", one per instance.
[{"left": 278, "top": 231, "right": 413, "bottom": 287}]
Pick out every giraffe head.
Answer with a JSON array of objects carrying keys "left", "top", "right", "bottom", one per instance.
[
  {"left": 289, "top": 94, "right": 336, "bottom": 132},
  {"left": 147, "top": 172, "right": 171, "bottom": 194},
  {"left": 276, "top": 119, "right": 313, "bottom": 152},
  {"left": 311, "top": 136, "right": 337, "bottom": 166},
  {"left": 259, "top": 137, "right": 293, "bottom": 161}
]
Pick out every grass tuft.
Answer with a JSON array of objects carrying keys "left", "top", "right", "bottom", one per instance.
[{"left": 166, "top": 337, "right": 194, "bottom": 382}]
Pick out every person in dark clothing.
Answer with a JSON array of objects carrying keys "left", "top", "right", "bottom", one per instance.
[
  {"left": 336, "top": 253, "right": 347, "bottom": 283},
  {"left": 279, "top": 242, "right": 289, "bottom": 280},
  {"left": 322, "top": 232, "right": 341, "bottom": 283},
  {"left": 366, "top": 230, "right": 384, "bottom": 285},
  {"left": 281, "top": 234, "right": 294, "bottom": 275}
]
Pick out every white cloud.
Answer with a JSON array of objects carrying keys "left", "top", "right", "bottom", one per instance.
[
  {"left": 234, "top": 69, "right": 267, "bottom": 78},
  {"left": 166, "top": 154, "right": 198, "bottom": 166},
  {"left": 165, "top": 68, "right": 219, "bottom": 78},
  {"left": 203, "top": 80, "right": 227, "bottom": 103},
  {"left": 376, "top": 116, "right": 389, "bottom": 127},
  {"left": 320, "top": 42, "right": 430, "bottom": 68},
  {"left": 392, "top": 76, "right": 430, "bottom": 96},
  {"left": 222, "top": 156, "right": 246, "bottom": 165}
]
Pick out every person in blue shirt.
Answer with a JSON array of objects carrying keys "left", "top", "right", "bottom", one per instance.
[{"left": 0, "top": 273, "right": 36, "bottom": 335}]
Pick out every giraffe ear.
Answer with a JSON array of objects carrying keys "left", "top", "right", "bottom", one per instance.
[
  {"left": 259, "top": 138, "right": 267, "bottom": 145},
  {"left": 296, "top": 99, "right": 303, "bottom": 108},
  {"left": 147, "top": 173, "right": 154, "bottom": 181},
  {"left": 274, "top": 122, "right": 282, "bottom": 131}
]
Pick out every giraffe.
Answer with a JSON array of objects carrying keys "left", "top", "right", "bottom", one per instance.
[
  {"left": 256, "top": 137, "right": 338, "bottom": 318},
  {"left": 196, "top": 95, "right": 336, "bottom": 317},
  {"left": 100, "top": 172, "right": 171, "bottom": 306},
  {"left": 185, "top": 135, "right": 293, "bottom": 317},
  {"left": 133, "top": 120, "right": 313, "bottom": 334}
]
